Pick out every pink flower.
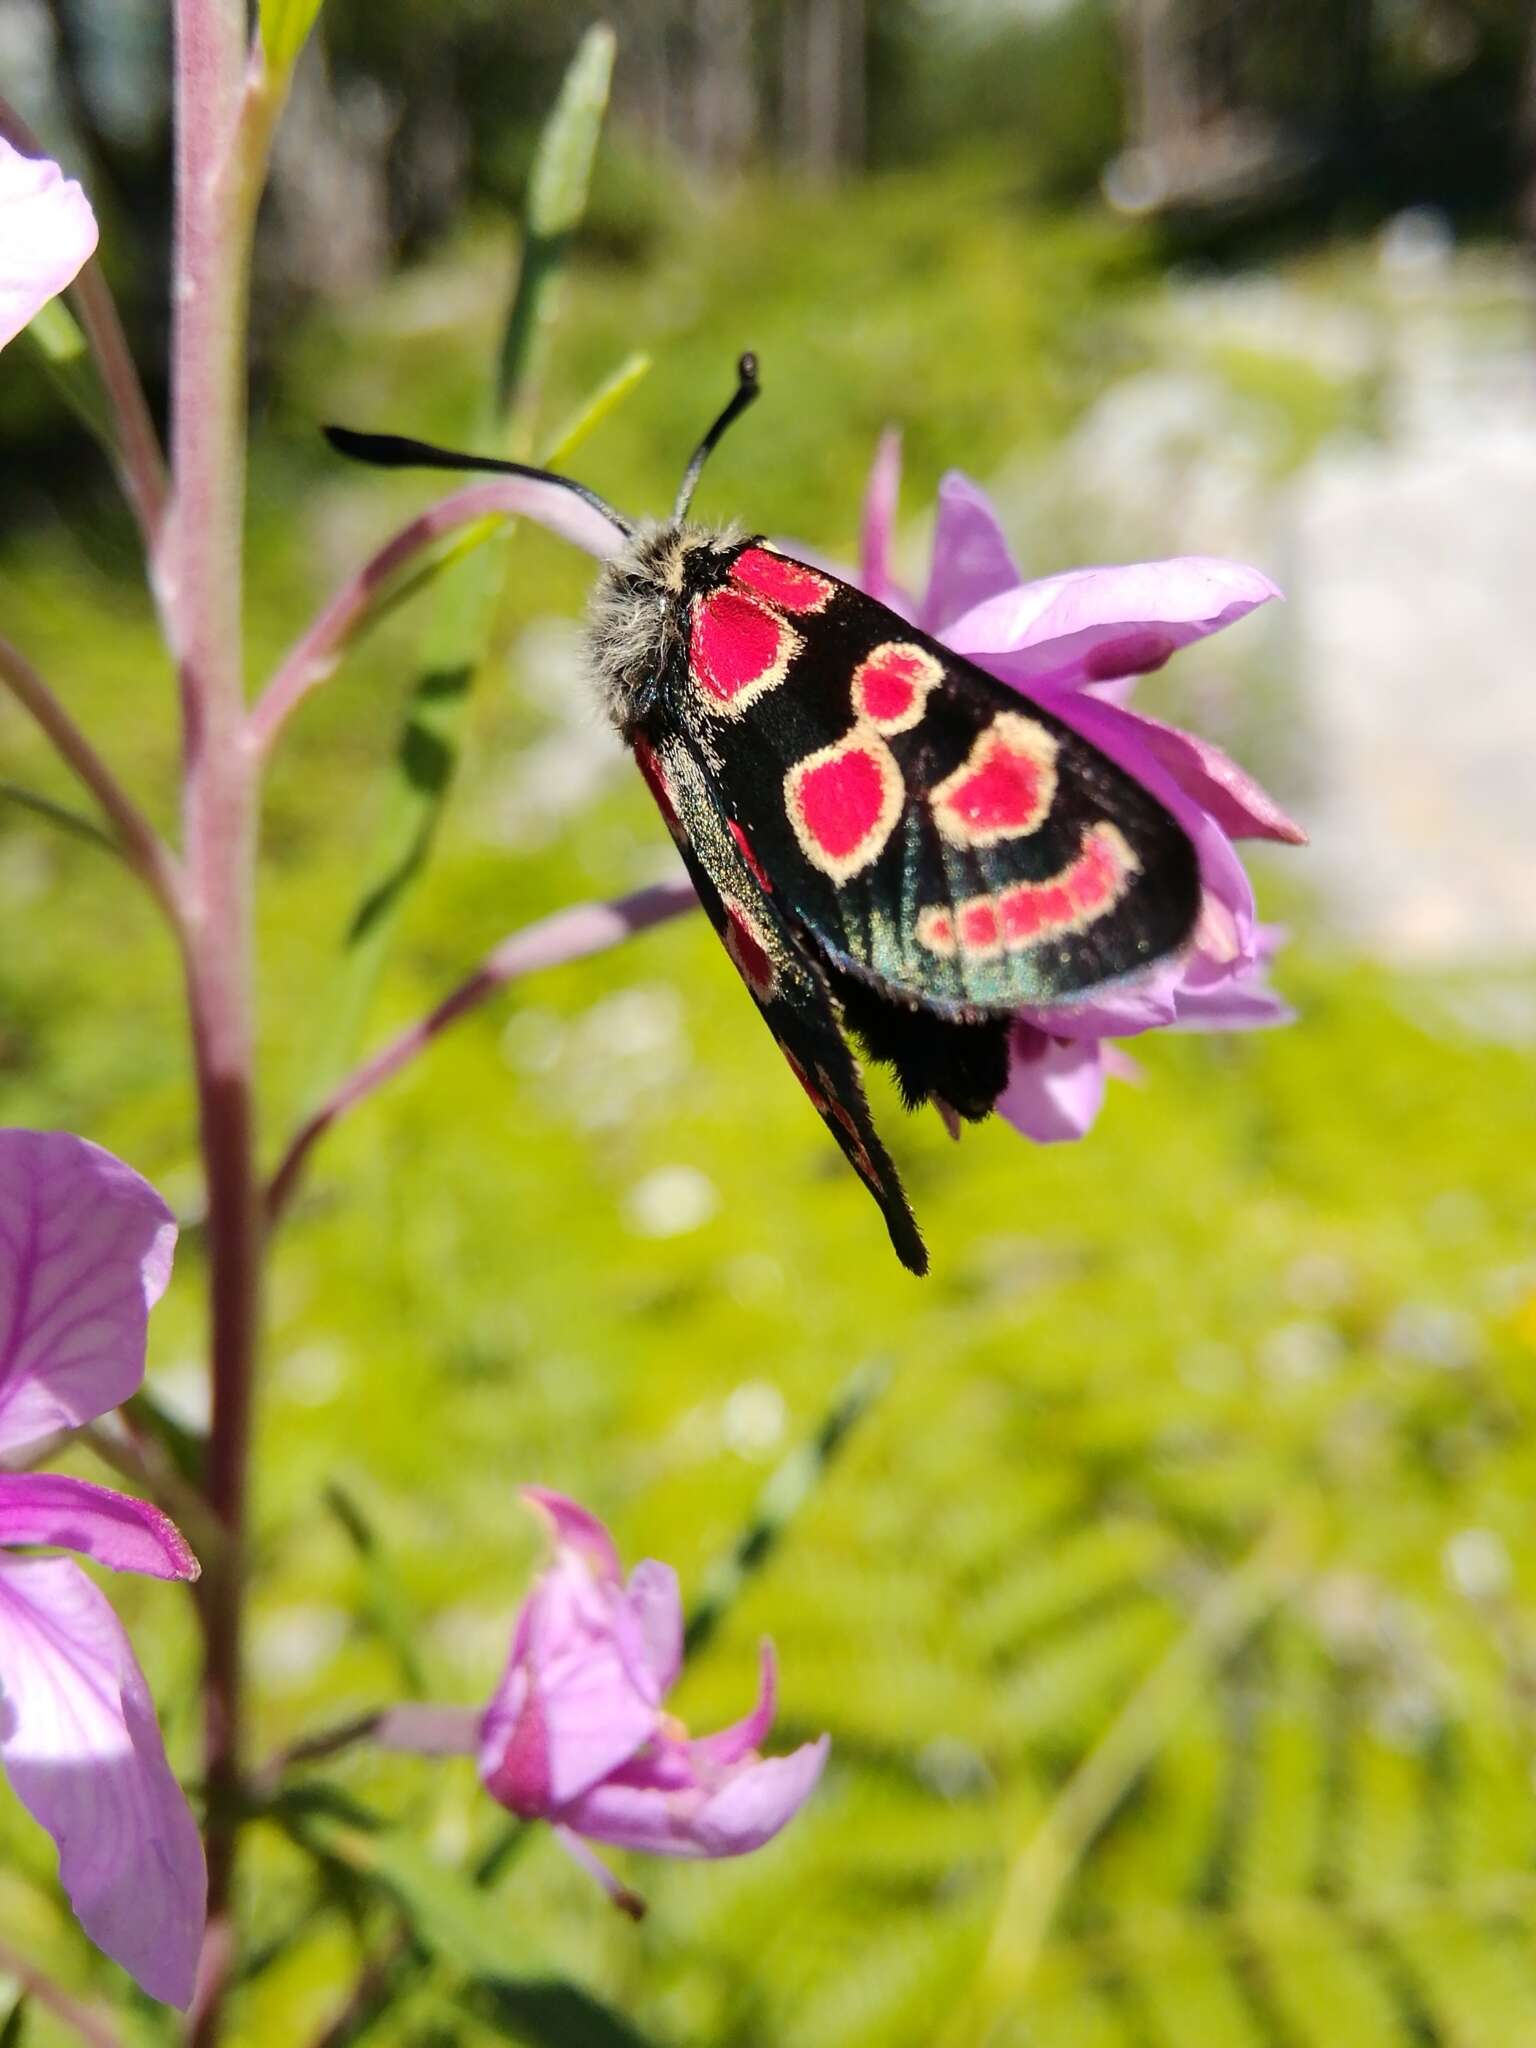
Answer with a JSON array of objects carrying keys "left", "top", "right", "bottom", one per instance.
[
  {"left": 0, "top": 1130, "right": 205, "bottom": 2008},
  {"left": 381, "top": 1490, "right": 827, "bottom": 1911},
  {"left": 0, "top": 138, "right": 97, "bottom": 351},
  {"left": 854, "top": 438, "right": 1302, "bottom": 1141}
]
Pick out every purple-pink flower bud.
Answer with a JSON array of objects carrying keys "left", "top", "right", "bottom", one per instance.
[{"left": 481, "top": 1491, "right": 828, "bottom": 1887}]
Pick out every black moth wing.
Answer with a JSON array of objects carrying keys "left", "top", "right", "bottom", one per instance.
[
  {"left": 673, "top": 539, "right": 1201, "bottom": 1016},
  {"left": 632, "top": 732, "right": 928, "bottom": 1277}
]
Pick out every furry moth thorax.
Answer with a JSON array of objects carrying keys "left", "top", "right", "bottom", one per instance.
[{"left": 586, "top": 518, "right": 743, "bottom": 736}]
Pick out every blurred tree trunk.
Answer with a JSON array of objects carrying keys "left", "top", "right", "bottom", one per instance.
[
  {"left": 1519, "top": 0, "right": 1536, "bottom": 254},
  {"left": 779, "top": 0, "right": 865, "bottom": 179},
  {"left": 1121, "top": 0, "right": 1193, "bottom": 158},
  {"left": 692, "top": 0, "right": 757, "bottom": 173}
]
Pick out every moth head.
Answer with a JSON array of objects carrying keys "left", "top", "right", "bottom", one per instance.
[{"left": 585, "top": 519, "right": 743, "bottom": 732}]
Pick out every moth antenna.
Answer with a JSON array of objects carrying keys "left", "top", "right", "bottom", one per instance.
[
  {"left": 322, "top": 424, "right": 634, "bottom": 536},
  {"left": 673, "top": 352, "right": 760, "bottom": 521}
]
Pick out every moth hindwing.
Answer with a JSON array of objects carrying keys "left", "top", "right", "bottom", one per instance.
[{"left": 592, "top": 526, "right": 1200, "bottom": 1272}]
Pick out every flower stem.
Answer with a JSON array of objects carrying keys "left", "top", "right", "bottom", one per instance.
[
  {"left": 0, "top": 1933, "right": 125, "bottom": 2048},
  {"left": 163, "top": 9, "right": 278, "bottom": 2040},
  {"left": 264, "top": 878, "right": 697, "bottom": 1226},
  {"left": 0, "top": 633, "right": 183, "bottom": 920},
  {"left": 247, "top": 474, "right": 622, "bottom": 761}
]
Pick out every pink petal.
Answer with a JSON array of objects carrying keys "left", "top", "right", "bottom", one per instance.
[
  {"left": 625, "top": 1559, "right": 682, "bottom": 1697},
  {"left": 521, "top": 1488, "right": 620, "bottom": 1584},
  {"left": 684, "top": 1736, "right": 830, "bottom": 1856},
  {"left": 858, "top": 428, "right": 913, "bottom": 615},
  {"left": 0, "top": 1475, "right": 197, "bottom": 1581},
  {"left": 479, "top": 1541, "right": 658, "bottom": 1814},
  {"left": 946, "top": 555, "right": 1280, "bottom": 691},
  {"left": 690, "top": 1640, "right": 776, "bottom": 1768},
  {"left": 0, "top": 1131, "right": 177, "bottom": 1456},
  {"left": 560, "top": 1734, "right": 830, "bottom": 1858},
  {"left": 0, "top": 141, "right": 98, "bottom": 352},
  {"left": 1165, "top": 926, "right": 1293, "bottom": 1032},
  {"left": 0, "top": 1556, "right": 204, "bottom": 2006},
  {"left": 1020, "top": 962, "right": 1184, "bottom": 1041},
  {"left": 919, "top": 472, "right": 1023, "bottom": 635},
  {"left": 1126, "top": 711, "right": 1305, "bottom": 846},
  {"left": 995, "top": 1030, "right": 1108, "bottom": 1143}
]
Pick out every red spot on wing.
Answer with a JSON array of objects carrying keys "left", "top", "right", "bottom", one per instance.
[
  {"left": 785, "top": 734, "right": 902, "bottom": 881},
  {"left": 780, "top": 1043, "right": 829, "bottom": 1114},
  {"left": 722, "top": 897, "right": 778, "bottom": 1001},
  {"left": 632, "top": 735, "right": 681, "bottom": 837},
  {"left": 919, "top": 825, "right": 1141, "bottom": 964},
  {"left": 916, "top": 907, "right": 957, "bottom": 957},
  {"left": 691, "top": 589, "right": 798, "bottom": 710},
  {"left": 958, "top": 898, "right": 1002, "bottom": 957},
  {"left": 730, "top": 547, "right": 832, "bottom": 613},
  {"left": 998, "top": 824, "right": 1139, "bottom": 945},
  {"left": 728, "top": 819, "right": 772, "bottom": 892},
  {"left": 852, "top": 642, "right": 942, "bottom": 733},
  {"left": 931, "top": 713, "right": 1058, "bottom": 848}
]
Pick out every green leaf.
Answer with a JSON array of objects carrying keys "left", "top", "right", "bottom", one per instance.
[
  {"left": 304, "top": 26, "right": 623, "bottom": 1108},
  {"left": 498, "top": 23, "right": 617, "bottom": 433},
  {"left": 300, "top": 1822, "right": 528, "bottom": 1973},
  {"left": 24, "top": 298, "right": 112, "bottom": 446},
  {"left": 325, "top": 1483, "right": 427, "bottom": 1695},
  {"left": 0, "top": 783, "right": 119, "bottom": 858},
  {"left": 685, "top": 1360, "right": 889, "bottom": 1658},
  {"left": 0, "top": 1995, "right": 25, "bottom": 2048},
  {"left": 123, "top": 1387, "right": 206, "bottom": 1486},
  {"left": 259, "top": 0, "right": 326, "bottom": 70},
  {"left": 464, "top": 1977, "right": 660, "bottom": 2048}
]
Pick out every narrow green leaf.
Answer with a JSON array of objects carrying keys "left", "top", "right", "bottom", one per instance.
[
  {"left": 308, "top": 27, "right": 624, "bottom": 1107},
  {"left": 0, "top": 1995, "right": 26, "bottom": 2048},
  {"left": 325, "top": 1483, "right": 427, "bottom": 1695},
  {"left": 259, "top": 0, "right": 326, "bottom": 70},
  {"left": 24, "top": 299, "right": 112, "bottom": 445},
  {"left": 25, "top": 296, "right": 86, "bottom": 367},
  {"left": 685, "top": 1360, "right": 890, "bottom": 1659},
  {"left": 499, "top": 24, "right": 618, "bottom": 425},
  {"left": 0, "top": 783, "right": 119, "bottom": 857},
  {"left": 300, "top": 1820, "right": 556, "bottom": 1980},
  {"left": 123, "top": 1388, "right": 206, "bottom": 1486},
  {"left": 526, "top": 25, "right": 618, "bottom": 242},
  {"left": 541, "top": 352, "right": 652, "bottom": 468},
  {"left": 464, "top": 1977, "right": 660, "bottom": 2048}
]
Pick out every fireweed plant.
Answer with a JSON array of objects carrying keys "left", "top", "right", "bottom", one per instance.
[{"left": 0, "top": 10, "right": 1300, "bottom": 2040}]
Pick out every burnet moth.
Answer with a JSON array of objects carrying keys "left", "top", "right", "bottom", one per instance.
[{"left": 326, "top": 357, "right": 1200, "bottom": 1275}]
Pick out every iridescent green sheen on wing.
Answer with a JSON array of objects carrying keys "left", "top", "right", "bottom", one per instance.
[{"left": 655, "top": 538, "right": 1200, "bottom": 1016}]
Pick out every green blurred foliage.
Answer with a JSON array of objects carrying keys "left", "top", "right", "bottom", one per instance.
[{"left": 2, "top": 142, "right": 1536, "bottom": 2048}]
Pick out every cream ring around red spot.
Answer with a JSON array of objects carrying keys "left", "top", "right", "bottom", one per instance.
[
  {"left": 915, "top": 823, "right": 1140, "bottom": 959},
  {"left": 784, "top": 731, "right": 904, "bottom": 883},
  {"left": 690, "top": 587, "right": 802, "bottom": 713},
  {"left": 851, "top": 641, "right": 944, "bottom": 735},
  {"left": 929, "top": 711, "right": 1059, "bottom": 848}
]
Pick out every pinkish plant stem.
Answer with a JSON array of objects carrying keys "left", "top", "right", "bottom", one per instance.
[
  {"left": 0, "top": 94, "right": 169, "bottom": 550},
  {"left": 0, "top": 1933, "right": 125, "bottom": 2048},
  {"left": 265, "top": 877, "right": 698, "bottom": 1226},
  {"left": 163, "top": 9, "right": 282, "bottom": 2040},
  {"left": 248, "top": 477, "right": 618, "bottom": 758},
  {"left": 0, "top": 632, "right": 184, "bottom": 920}
]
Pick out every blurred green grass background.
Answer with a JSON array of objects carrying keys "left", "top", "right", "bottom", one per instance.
[{"left": 4, "top": 160, "right": 1536, "bottom": 2045}]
